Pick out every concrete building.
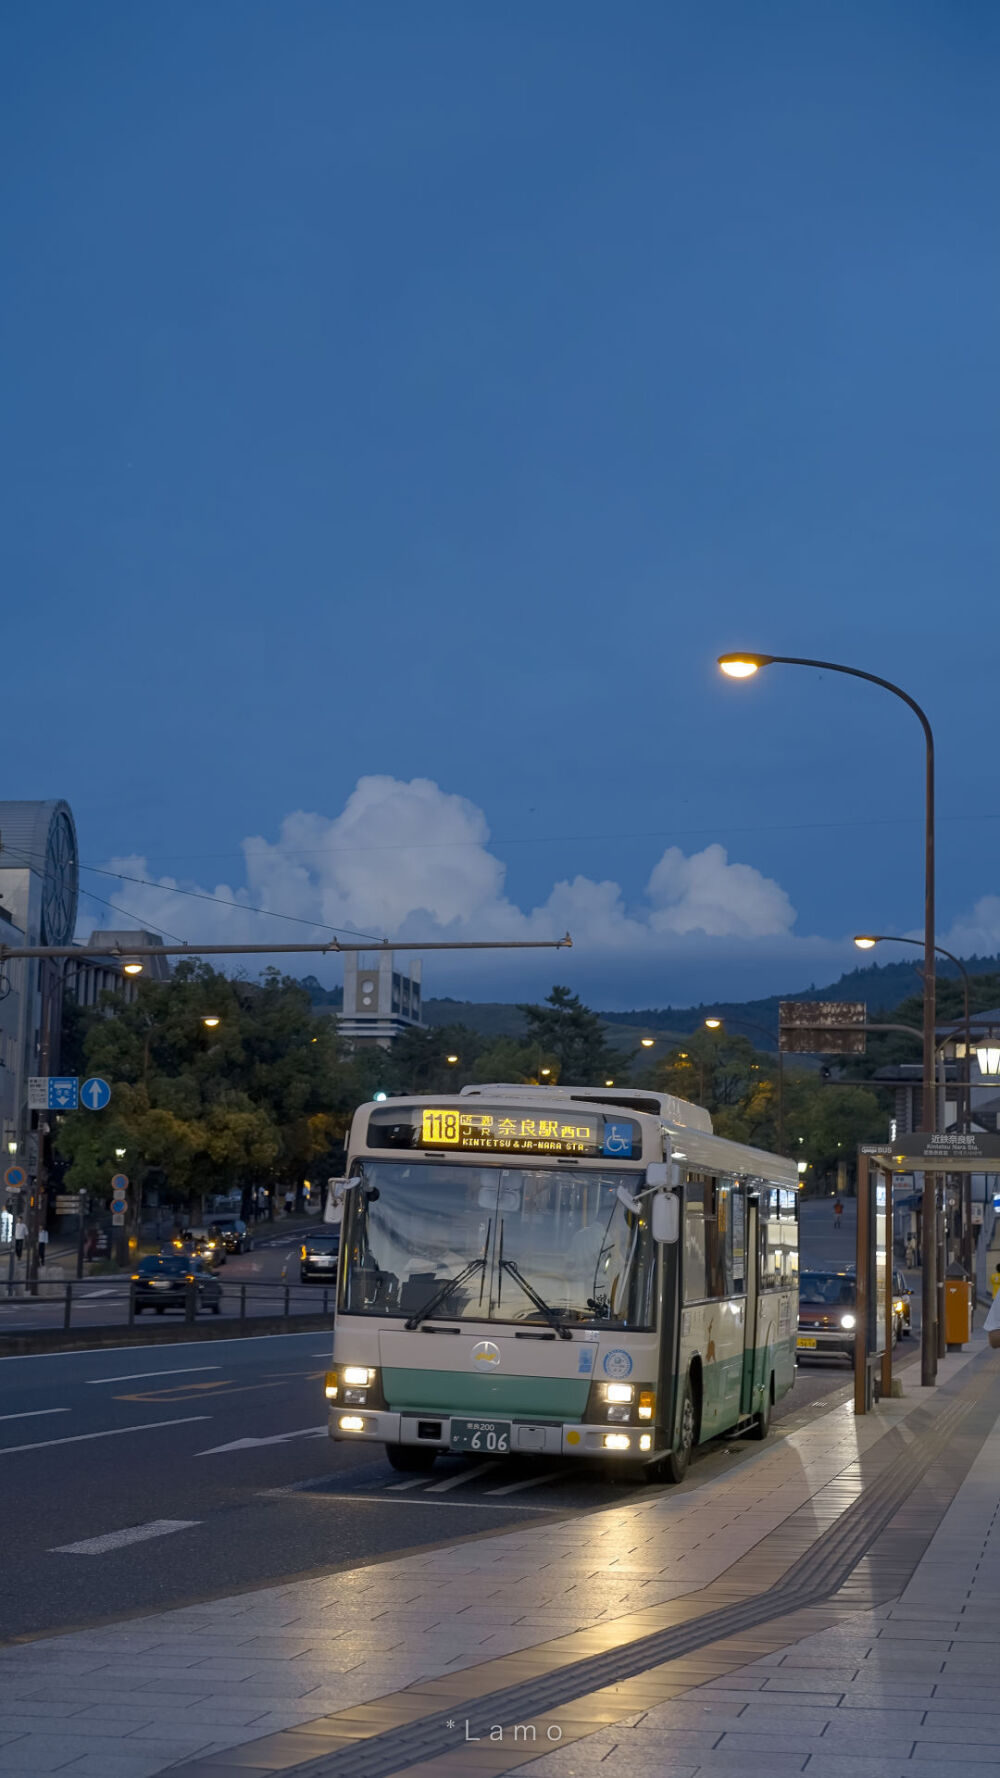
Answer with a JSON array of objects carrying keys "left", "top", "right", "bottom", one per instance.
[
  {"left": 0, "top": 800, "right": 79, "bottom": 1155},
  {"left": 69, "top": 929, "right": 172, "bottom": 1008},
  {"left": 339, "top": 951, "right": 422, "bottom": 1047}
]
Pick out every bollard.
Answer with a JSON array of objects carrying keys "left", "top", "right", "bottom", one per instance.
[{"left": 63, "top": 1282, "right": 72, "bottom": 1331}]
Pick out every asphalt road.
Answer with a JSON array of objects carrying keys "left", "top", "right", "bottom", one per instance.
[
  {"left": 0, "top": 1228, "right": 334, "bottom": 1333},
  {"left": 0, "top": 1197, "right": 912, "bottom": 1644}
]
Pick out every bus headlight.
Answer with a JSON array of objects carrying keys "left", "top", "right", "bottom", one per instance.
[
  {"left": 603, "top": 1433, "right": 631, "bottom": 1451},
  {"left": 343, "top": 1366, "right": 375, "bottom": 1386},
  {"left": 840, "top": 1313, "right": 856, "bottom": 1329},
  {"left": 339, "top": 1415, "right": 366, "bottom": 1432},
  {"left": 604, "top": 1383, "right": 634, "bottom": 1405}
]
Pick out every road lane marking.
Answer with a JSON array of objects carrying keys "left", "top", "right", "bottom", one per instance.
[
  {"left": 0, "top": 1409, "right": 70, "bottom": 1422},
  {"left": 426, "top": 1462, "right": 499, "bottom": 1492},
  {"left": 0, "top": 1417, "right": 211, "bottom": 1454},
  {"left": 298, "top": 1492, "right": 559, "bottom": 1512},
  {"left": 386, "top": 1477, "right": 430, "bottom": 1491},
  {"left": 486, "top": 1468, "right": 566, "bottom": 1495},
  {"left": 52, "top": 1519, "right": 200, "bottom": 1555},
  {"left": 85, "top": 1366, "right": 223, "bottom": 1384},
  {"left": 197, "top": 1424, "right": 327, "bottom": 1455}
]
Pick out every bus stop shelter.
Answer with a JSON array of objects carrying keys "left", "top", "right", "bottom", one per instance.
[{"left": 855, "top": 1133, "right": 1000, "bottom": 1413}]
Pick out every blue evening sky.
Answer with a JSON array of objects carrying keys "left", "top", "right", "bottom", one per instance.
[{"left": 3, "top": 3, "right": 998, "bottom": 1004}]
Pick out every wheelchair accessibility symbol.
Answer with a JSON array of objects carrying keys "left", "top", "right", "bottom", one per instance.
[{"left": 602, "top": 1121, "right": 633, "bottom": 1158}]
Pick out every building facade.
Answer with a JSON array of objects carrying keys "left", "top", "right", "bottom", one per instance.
[
  {"left": 0, "top": 800, "right": 79, "bottom": 1155},
  {"left": 339, "top": 951, "right": 423, "bottom": 1047}
]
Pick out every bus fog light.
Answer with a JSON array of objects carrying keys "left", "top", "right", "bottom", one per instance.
[
  {"left": 343, "top": 1365, "right": 374, "bottom": 1386},
  {"left": 638, "top": 1390, "right": 655, "bottom": 1420},
  {"left": 607, "top": 1405, "right": 630, "bottom": 1423},
  {"left": 339, "top": 1415, "right": 366, "bottom": 1432},
  {"left": 603, "top": 1433, "right": 631, "bottom": 1451},
  {"left": 605, "top": 1383, "right": 634, "bottom": 1404},
  {"left": 639, "top": 1434, "right": 652, "bottom": 1452}
]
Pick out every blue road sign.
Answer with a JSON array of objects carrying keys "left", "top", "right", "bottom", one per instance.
[
  {"left": 111, "top": 1173, "right": 129, "bottom": 1193},
  {"left": 4, "top": 1164, "right": 26, "bottom": 1190},
  {"left": 48, "top": 1077, "right": 78, "bottom": 1110},
  {"left": 81, "top": 1077, "right": 112, "bottom": 1112}
]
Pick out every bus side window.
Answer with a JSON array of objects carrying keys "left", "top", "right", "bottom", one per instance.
[
  {"left": 705, "top": 1178, "right": 733, "bottom": 1299},
  {"left": 683, "top": 1175, "right": 707, "bottom": 1304}
]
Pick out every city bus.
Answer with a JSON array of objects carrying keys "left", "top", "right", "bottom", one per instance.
[{"left": 325, "top": 1084, "right": 799, "bottom": 1482}]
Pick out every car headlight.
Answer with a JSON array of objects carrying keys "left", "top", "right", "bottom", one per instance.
[
  {"left": 840, "top": 1313, "right": 856, "bottom": 1329},
  {"left": 894, "top": 1300, "right": 904, "bottom": 1313}
]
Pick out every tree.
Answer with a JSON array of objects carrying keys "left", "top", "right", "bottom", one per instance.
[
  {"left": 55, "top": 963, "right": 348, "bottom": 1217},
  {"left": 517, "top": 986, "right": 623, "bottom": 1085}
]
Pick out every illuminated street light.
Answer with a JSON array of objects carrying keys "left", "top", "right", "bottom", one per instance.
[
  {"left": 115, "top": 1146, "right": 126, "bottom": 1159},
  {"left": 446, "top": 1054, "right": 459, "bottom": 1065},
  {"left": 975, "top": 1036, "right": 1000, "bottom": 1078},
  {"left": 7, "top": 1139, "right": 17, "bottom": 1155},
  {"left": 540, "top": 1066, "right": 551, "bottom": 1077},
  {"left": 718, "top": 653, "right": 773, "bottom": 678},
  {"left": 640, "top": 1037, "right": 655, "bottom": 1049},
  {"left": 122, "top": 960, "right": 143, "bottom": 976},
  {"left": 202, "top": 1015, "right": 221, "bottom": 1029},
  {"left": 604, "top": 1079, "right": 615, "bottom": 1087},
  {"left": 704, "top": 1018, "right": 722, "bottom": 1030},
  {"left": 854, "top": 935, "right": 877, "bottom": 950}
]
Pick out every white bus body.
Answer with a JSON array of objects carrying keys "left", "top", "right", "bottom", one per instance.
[{"left": 327, "top": 1084, "right": 799, "bottom": 1481}]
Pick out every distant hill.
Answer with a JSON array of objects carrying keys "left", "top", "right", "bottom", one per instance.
[{"left": 299, "top": 954, "right": 1000, "bottom": 1046}]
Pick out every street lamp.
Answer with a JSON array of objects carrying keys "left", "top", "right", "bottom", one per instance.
[
  {"left": 115, "top": 1147, "right": 126, "bottom": 1159},
  {"left": 640, "top": 1037, "right": 655, "bottom": 1049},
  {"left": 122, "top": 960, "right": 143, "bottom": 976},
  {"left": 975, "top": 1036, "right": 1000, "bottom": 1078},
  {"left": 202, "top": 1015, "right": 221, "bottom": 1029},
  {"left": 853, "top": 933, "right": 972, "bottom": 1127},
  {"left": 446, "top": 1054, "right": 459, "bottom": 1065},
  {"left": 604, "top": 1079, "right": 615, "bottom": 1087},
  {"left": 720, "top": 649, "right": 939, "bottom": 1386}
]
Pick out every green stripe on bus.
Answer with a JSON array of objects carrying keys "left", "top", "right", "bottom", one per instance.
[{"left": 382, "top": 1369, "right": 590, "bottom": 1420}]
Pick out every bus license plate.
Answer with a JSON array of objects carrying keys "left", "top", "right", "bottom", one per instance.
[
  {"left": 796, "top": 1336, "right": 817, "bottom": 1348},
  {"left": 451, "top": 1417, "right": 511, "bottom": 1453}
]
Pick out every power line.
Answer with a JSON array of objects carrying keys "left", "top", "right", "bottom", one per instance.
[{"left": 76, "top": 862, "right": 385, "bottom": 944}]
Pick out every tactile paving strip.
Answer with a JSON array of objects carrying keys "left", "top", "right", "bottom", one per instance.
[{"left": 252, "top": 1364, "right": 998, "bottom": 1778}]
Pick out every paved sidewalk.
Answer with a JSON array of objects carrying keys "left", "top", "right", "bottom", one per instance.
[{"left": 0, "top": 1345, "right": 993, "bottom": 1777}]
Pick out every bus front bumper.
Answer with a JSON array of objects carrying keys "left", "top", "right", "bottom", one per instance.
[{"left": 329, "top": 1409, "right": 654, "bottom": 1460}]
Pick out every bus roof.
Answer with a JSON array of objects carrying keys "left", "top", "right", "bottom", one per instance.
[{"left": 460, "top": 1083, "right": 713, "bottom": 1132}]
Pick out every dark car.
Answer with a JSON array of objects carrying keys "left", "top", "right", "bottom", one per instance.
[
  {"left": 133, "top": 1255, "right": 223, "bottom": 1315},
  {"left": 164, "top": 1228, "right": 224, "bottom": 1269},
  {"left": 210, "top": 1217, "right": 249, "bottom": 1256},
  {"left": 301, "top": 1228, "right": 340, "bottom": 1283},
  {"left": 796, "top": 1271, "right": 857, "bottom": 1362}
]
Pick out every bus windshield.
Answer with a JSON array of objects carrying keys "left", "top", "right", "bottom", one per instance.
[{"left": 342, "top": 1161, "right": 657, "bottom": 1330}]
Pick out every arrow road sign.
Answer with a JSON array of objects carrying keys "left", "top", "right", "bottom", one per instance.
[
  {"left": 4, "top": 1164, "right": 26, "bottom": 1190},
  {"left": 81, "top": 1077, "right": 111, "bottom": 1111},
  {"left": 38, "top": 1076, "right": 79, "bottom": 1110}
]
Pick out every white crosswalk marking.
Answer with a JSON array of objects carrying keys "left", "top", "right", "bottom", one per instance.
[
  {"left": 386, "top": 1477, "right": 430, "bottom": 1491},
  {"left": 426, "top": 1461, "right": 499, "bottom": 1492},
  {"left": 486, "top": 1468, "right": 565, "bottom": 1495},
  {"left": 52, "top": 1520, "right": 200, "bottom": 1556}
]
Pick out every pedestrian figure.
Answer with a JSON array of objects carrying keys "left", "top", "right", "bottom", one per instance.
[
  {"left": 14, "top": 1217, "right": 27, "bottom": 1260},
  {"left": 37, "top": 1226, "right": 49, "bottom": 1266},
  {"left": 284, "top": 1188, "right": 295, "bottom": 1217},
  {"left": 905, "top": 1236, "right": 917, "bottom": 1270},
  {"left": 833, "top": 1199, "right": 843, "bottom": 1229}
]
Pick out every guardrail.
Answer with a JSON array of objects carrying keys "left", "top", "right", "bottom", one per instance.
[{"left": 0, "top": 1278, "right": 334, "bottom": 1332}]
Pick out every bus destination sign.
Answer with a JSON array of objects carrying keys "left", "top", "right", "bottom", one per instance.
[{"left": 420, "top": 1107, "right": 635, "bottom": 1158}]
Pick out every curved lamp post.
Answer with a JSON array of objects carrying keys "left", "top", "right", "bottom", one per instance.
[{"left": 719, "top": 652, "right": 938, "bottom": 1385}]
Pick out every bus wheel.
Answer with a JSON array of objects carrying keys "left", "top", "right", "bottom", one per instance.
[
  {"left": 384, "top": 1443, "right": 437, "bottom": 1473},
  {"left": 749, "top": 1374, "right": 773, "bottom": 1441},
  {"left": 663, "top": 1377, "right": 696, "bottom": 1483}
]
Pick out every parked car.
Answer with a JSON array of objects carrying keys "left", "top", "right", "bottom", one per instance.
[
  {"left": 133, "top": 1255, "right": 223, "bottom": 1315},
  {"left": 300, "top": 1227, "right": 340, "bottom": 1283},
  {"left": 797, "top": 1271, "right": 858, "bottom": 1362},
  {"left": 210, "top": 1217, "right": 249, "bottom": 1256},
  {"left": 893, "top": 1269, "right": 912, "bottom": 1338}
]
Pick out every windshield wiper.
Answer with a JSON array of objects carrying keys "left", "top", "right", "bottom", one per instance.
[
  {"left": 404, "top": 1220, "right": 492, "bottom": 1330},
  {"left": 498, "top": 1222, "right": 572, "bottom": 1339}
]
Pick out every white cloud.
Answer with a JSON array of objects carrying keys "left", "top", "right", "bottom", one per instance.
[
  {"left": 939, "top": 897, "right": 1000, "bottom": 958},
  {"left": 81, "top": 775, "right": 841, "bottom": 1000}
]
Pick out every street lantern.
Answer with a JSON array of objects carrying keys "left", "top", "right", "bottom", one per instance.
[
  {"left": 718, "top": 654, "right": 773, "bottom": 678},
  {"left": 975, "top": 1035, "right": 1000, "bottom": 1078},
  {"left": 446, "top": 1054, "right": 459, "bottom": 1065},
  {"left": 202, "top": 1015, "right": 221, "bottom": 1029},
  {"left": 704, "top": 1018, "right": 722, "bottom": 1030},
  {"left": 640, "top": 1037, "right": 655, "bottom": 1049},
  {"left": 123, "top": 960, "right": 143, "bottom": 976}
]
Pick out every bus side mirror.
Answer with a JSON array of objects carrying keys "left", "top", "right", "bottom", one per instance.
[
  {"left": 651, "top": 1192, "right": 679, "bottom": 1244},
  {"left": 645, "top": 1162, "right": 669, "bottom": 1189}
]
